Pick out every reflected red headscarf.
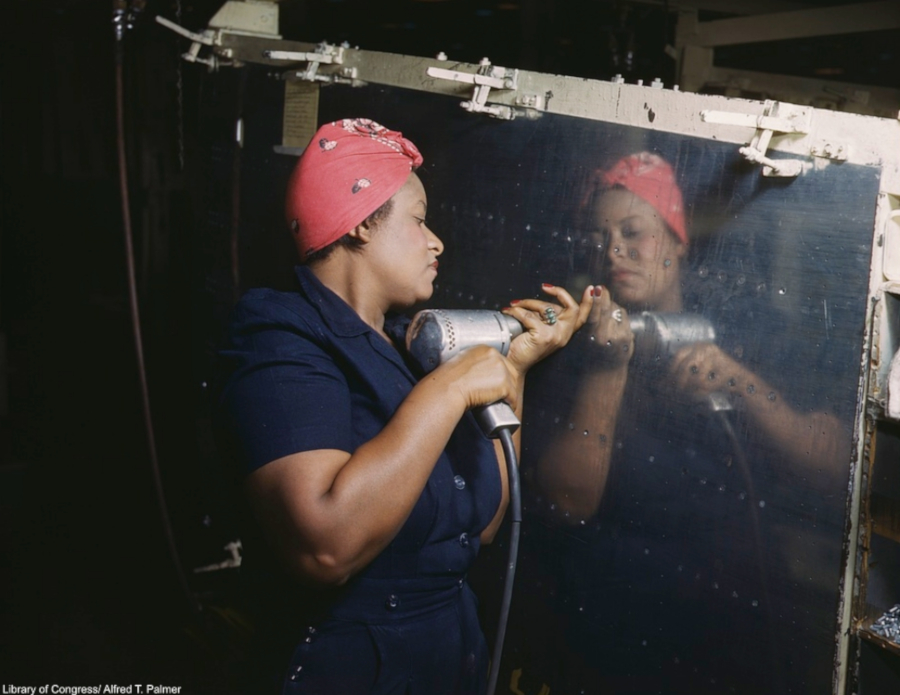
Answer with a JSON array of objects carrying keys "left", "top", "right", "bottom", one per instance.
[
  {"left": 285, "top": 118, "right": 423, "bottom": 260},
  {"left": 587, "top": 152, "right": 687, "bottom": 244}
]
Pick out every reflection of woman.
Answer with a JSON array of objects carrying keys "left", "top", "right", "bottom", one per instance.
[
  {"left": 536, "top": 152, "right": 847, "bottom": 520},
  {"left": 216, "top": 119, "right": 592, "bottom": 694},
  {"left": 524, "top": 152, "right": 851, "bottom": 694}
]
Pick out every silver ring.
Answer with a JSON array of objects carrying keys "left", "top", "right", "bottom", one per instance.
[
  {"left": 612, "top": 308, "right": 623, "bottom": 323},
  {"left": 543, "top": 307, "right": 558, "bottom": 325}
]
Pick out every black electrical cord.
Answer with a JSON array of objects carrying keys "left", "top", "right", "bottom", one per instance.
[
  {"left": 115, "top": 19, "right": 200, "bottom": 615},
  {"left": 486, "top": 426, "right": 521, "bottom": 695},
  {"left": 713, "top": 409, "right": 780, "bottom": 688}
]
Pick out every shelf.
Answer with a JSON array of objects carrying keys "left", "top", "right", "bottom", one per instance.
[{"left": 859, "top": 626, "right": 900, "bottom": 658}]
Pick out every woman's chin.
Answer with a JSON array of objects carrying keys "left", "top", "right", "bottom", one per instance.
[{"left": 610, "top": 285, "right": 644, "bottom": 308}]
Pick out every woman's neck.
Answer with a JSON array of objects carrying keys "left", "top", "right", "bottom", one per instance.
[{"left": 309, "top": 256, "right": 390, "bottom": 337}]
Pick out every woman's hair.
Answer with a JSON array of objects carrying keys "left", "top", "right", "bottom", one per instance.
[
  {"left": 580, "top": 183, "right": 682, "bottom": 243},
  {"left": 302, "top": 197, "right": 395, "bottom": 265},
  {"left": 579, "top": 152, "right": 688, "bottom": 245}
]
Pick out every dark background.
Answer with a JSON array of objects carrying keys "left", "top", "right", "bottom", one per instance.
[{"left": 0, "top": 0, "right": 897, "bottom": 691}]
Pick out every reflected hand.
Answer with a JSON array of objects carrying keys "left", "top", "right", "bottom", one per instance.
[
  {"left": 668, "top": 342, "right": 750, "bottom": 403},
  {"left": 584, "top": 285, "right": 634, "bottom": 369},
  {"left": 501, "top": 283, "right": 593, "bottom": 373}
]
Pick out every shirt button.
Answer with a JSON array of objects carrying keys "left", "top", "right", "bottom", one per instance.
[
  {"left": 458, "top": 532, "right": 469, "bottom": 547},
  {"left": 453, "top": 475, "right": 466, "bottom": 490},
  {"left": 386, "top": 594, "right": 400, "bottom": 610}
]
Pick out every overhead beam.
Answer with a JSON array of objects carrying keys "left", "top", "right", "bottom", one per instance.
[
  {"left": 683, "top": 1, "right": 900, "bottom": 47},
  {"left": 595, "top": 0, "right": 839, "bottom": 15}
]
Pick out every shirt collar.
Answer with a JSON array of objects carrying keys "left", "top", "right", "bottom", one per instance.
[{"left": 293, "top": 265, "right": 372, "bottom": 337}]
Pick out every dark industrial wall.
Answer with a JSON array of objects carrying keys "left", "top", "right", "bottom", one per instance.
[{"left": 0, "top": 1, "right": 238, "bottom": 689}]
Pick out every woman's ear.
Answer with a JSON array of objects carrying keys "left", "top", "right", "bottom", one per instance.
[{"left": 348, "top": 221, "right": 374, "bottom": 245}]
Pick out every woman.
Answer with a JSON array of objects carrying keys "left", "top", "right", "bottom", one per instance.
[
  {"left": 536, "top": 151, "right": 848, "bottom": 520},
  {"left": 520, "top": 151, "right": 852, "bottom": 695},
  {"left": 216, "top": 118, "right": 593, "bottom": 695}
]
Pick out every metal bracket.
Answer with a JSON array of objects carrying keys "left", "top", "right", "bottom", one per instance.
[
  {"left": 265, "top": 43, "right": 353, "bottom": 83},
  {"left": 155, "top": 2, "right": 281, "bottom": 70},
  {"left": 701, "top": 100, "right": 811, "bottom": 177},
  {"left": 427, "top": 58, "right": 518, "bottom": 120},
  {"left": 193, "top": 539, "right": 243, "bottom": 573}
]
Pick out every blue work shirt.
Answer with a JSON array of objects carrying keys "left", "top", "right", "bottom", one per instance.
[{"left": 216, "top": 265, "right": 502, "bottom": 694}]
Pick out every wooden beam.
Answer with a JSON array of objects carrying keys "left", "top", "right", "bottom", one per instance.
[
  {"left": 688, "top": 1, "right": 900, "bottom": 47},
  {"left": 595, "top": 0, "right": 818, "bottom": 13}
]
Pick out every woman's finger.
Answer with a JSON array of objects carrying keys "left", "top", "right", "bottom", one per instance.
[
  {"left": 508, "top": 284, "right": 593, "bottom": 330},
  {"left": 539, "top": 282, "right": 580, "bottom": 311},
  {"left": 503, "top": 303, "right": 545, "bottom": 331}
]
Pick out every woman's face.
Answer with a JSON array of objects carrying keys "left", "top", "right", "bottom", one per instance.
[
  {"left": 588, "top": 188, "right": 686, "bottom": 312},
  {"left": 366, "top": 172, "right": 444, "bottom": 309}
]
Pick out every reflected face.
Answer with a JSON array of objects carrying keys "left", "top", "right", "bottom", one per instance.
[
  {"left": 367, "top": 172, "right": 444, "bottom": 309},
  {"left": 589, "top": 188, "right": 686, "bottom": 312}
]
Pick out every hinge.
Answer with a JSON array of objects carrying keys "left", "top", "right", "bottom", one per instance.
[
  {"left": 701, "top": 100, "right": 811, "bottom": 177},
  {"left": 427, "top": 58, "right": 519, "bottom": 120}
]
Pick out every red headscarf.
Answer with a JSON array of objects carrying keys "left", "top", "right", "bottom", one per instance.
[
  {"left": 588, "top": 152, "right": 687, "bottom": 244},
  {"left": 285, "top": 118, "right": 424, "bottom": 260}
]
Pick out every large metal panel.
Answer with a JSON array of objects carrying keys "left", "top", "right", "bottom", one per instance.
[
  {"left": 207, "top": 72, "right": 879, "bottom": 692},
  {"left": 171, "top": 14, "right": 900, "bottom": 686}
]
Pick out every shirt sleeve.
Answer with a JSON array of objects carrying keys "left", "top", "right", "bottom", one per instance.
[{"left": 216, "top": 294, "right": 353, "bottom": 475}]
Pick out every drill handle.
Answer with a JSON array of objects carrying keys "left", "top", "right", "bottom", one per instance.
[{"left": 474, "top": 402, "right": 521, "bottom": 438}]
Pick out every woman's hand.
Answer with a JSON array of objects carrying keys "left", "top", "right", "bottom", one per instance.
[
  {"left": 501, "top": 283, "right": 594, "bottom": 374},
  {"left": 582, "top": 285, "right": 635, "bottom": 369},
  {"left": 429, "top": 344, "right": 522, "bottom": 412}
]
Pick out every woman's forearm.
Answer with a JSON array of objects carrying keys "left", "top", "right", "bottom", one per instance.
[
  {"left": 534, "top": 366, "right": 629, "bottom": 521},
  {"left": 247, "top": 347, "right": 513, "bottom": 585}
]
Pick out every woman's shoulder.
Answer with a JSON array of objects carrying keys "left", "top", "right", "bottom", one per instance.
[
  {"left": 231, "top": 287, "right": 323, "bottom": 334},
  {"left": 235, "top": 286, "right": 311, "bottom": 316}
]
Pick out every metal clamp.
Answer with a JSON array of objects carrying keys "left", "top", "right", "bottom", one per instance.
[
  {"left": 155, "top": 15, "right": 235, "bottom": 70},
  {"left": 427, "top": 58, "right": 518, "bottom": 120},
  {"left": 265, "top": 42, "right": 348, "bottom": 83},
  {"left": 701, "top": 101, "right": 810, "bottom": 177}
]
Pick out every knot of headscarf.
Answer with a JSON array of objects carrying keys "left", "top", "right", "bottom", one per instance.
[
  {"left": 590, "top": 152, "right": 687, "bottom": 244},
  {"left": 285, "top": 118, "right": 423, "bottom": 260}
]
